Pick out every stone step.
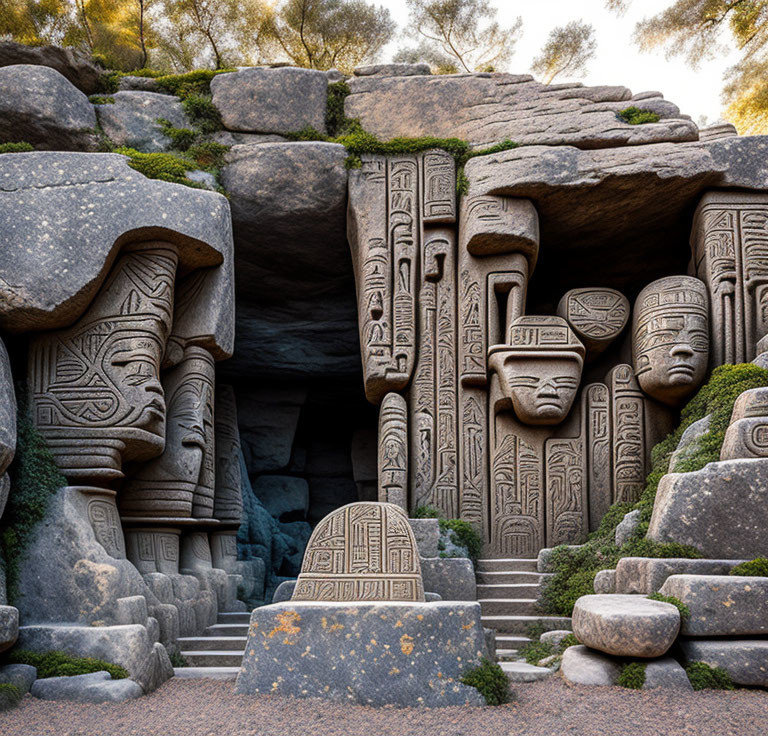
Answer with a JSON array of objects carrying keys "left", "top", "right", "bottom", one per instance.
[
  {"left": 499, "top": 661, "right": 553, "bottom": 682},
  {"left": 173, "top": 667, "right": 240, "bottom": 681},
  {"left": 205, "top": 622, "right": 249, "bottom": 637},
  {"left": 495, "top": 648, "right": 520, "bottom": 661},
  {"left": 477, "top": 571, "right": 550, "bottom": 585},
  {"left": 479, "top": 598, "right": 539, "bottom": 616},
  {"left": 181, "top": 650, "right": 245, "bottom": 667},
  {"left": 481, "top": 615, "right": 572, "bottom": 635},
  {"left": 217, "top": 612, "right": 251, "bottom": 625},
  {"left": 178, "top": 636, "right": 248, "bottom": 651},
  {"left": 476, "top": 583, "right": 541, "bottom": 599},
  {"left": 477, "top": 558, "right": 538, "bottom": 573},
  {"left": 495, "top": 635, "right": 532, "bottom": 649}
]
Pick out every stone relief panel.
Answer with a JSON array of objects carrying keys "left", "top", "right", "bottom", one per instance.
[
  {"left": 557, "top": 288, "right": 630, "bottom": 357},
  {"left": 378, "top": 392, "right": 408, "bottom": 510},
  {"left": 213, "top": 384, "right": 243, "bottom": 524},
  {"left": 292, "top": 502, "right": 424, "bottom": 602}
]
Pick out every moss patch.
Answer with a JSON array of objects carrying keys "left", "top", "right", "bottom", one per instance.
[
  {"left": 618, "top": 661, "right": 646, "bottom": 689},
  {"left": 618, "top": 106, "right": 661, "bottom": 125},
  {"left": 460, "top": 658, "right": 510, "bottom": 705},
  {"left": 0, "top": 683, "right": 23, "bottom": 711},
  {"left": 520, "top": 640, "right": 555, "bottom": 665},
  {"left": 325, "top": 81, "right": 351, "bottom": 138},
  {"left": 647, "top": 592, "right": 690, "bottom": 619},
  {"left": 89, "top": 95, "right": 115, "bottom": 105},
  {"left": 685, "top": 662, "right": 735, "bottom": 690},
  {"left": 157, "top": 119, "right": 197, "bottom": 151},
  {"left": 413, "top": 505, "right": 441, "bottom": 519},
  {"left": 438, "top": 518, "right": 483, "bottom": 565},
  {"left": 8, "top": 650, "right": 130, "bottom": 680},
  {"left": 730, "top": 558, "right": 768, "bottom": 576},
  {"left": 0, "top": 142, "right": 34, "bottom": 154},
  {"left": 540, "top": 363, "right": 768, "bottom": 616},
  {"left": 559, "top": 633, "right": 580, "bottom": 651},
  {"left": 181, "top": 95, "right": 223, "bottom": 134},
  {"left": 1, "top": 397, "right": 67, "bottom": 602}
]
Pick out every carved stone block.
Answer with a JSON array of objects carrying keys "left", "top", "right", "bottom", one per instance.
[
  {"left": 213, "top": 384, "right": 243, "bottom": 524},
  {"left": 378, "top": 393, "right": 408, "bottom": 510},
  {"left": 721, "top": 387, "right": 768, "bottom": 460},
  {"left": 557, "top": 288, "right": 629, "bottom": 356},
  {"left": 292, "top": 502, "right": 425, "bottom": 602}
]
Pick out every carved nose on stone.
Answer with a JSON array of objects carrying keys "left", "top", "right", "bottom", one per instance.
[
  {"left": 537, "top": 380, "right": 558, "bottom": 397},
  {"left": 670, "top": 343, "right": 694, "bottom": 359}
]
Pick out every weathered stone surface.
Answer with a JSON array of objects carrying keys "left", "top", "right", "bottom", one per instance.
[
  {"left": 211, "top": 67, "right": 327, "bottom": 134},
  {"left": 669, "top": 415, "right": 711, "bottom": 471},
  {"left": 96, "top": 92, "right": 190, "bottom": 152},
  {"left": 0, "top": 65, "right": 97, "bottom": 150},
  {"left": 0, "top": 605, "right": 19, "bottom": 653},
  {"left": 0, "top": 664, "right": 37, "bottom": 694},
  {"left": 501, "top": 661, "right": 553, "bottom": 682},
  {"left": 235, "top": 601, "right": 487, "bottom": 706},
  {"left": 540, "top": 629, "right": 572, "bottom": 648},
  {"left": 408, "top": 518, "right": 440, "bottom": 558},
  {"left": 292, "top": 503, "right": 424, "bottom": 602},
  {"left": 30, "top": 671, "right": 143, "bottom": 702},
  {"left": 18, "top": 623, "right": 172, "bottom": 693},
  {"left": 345, "top": 74, "right": 695, "bottom": 149},
  {"left": 420, "top": 557, "right": 477, "bottom": 601},
  {"left": 0, "top": 152, "right": 234, "bottom": 361},
  {"left": 212, "top": 131, "right": 287, "bottom": 147},
  {"left": 572, "top": 594, "right": 680, "bottom": 658},
  {"left": 219, "top": 143, "right": 355, "bottom": 379},
  {"left": 699, "top": 123, "right": 738, "bottom": 142},
  {"left": 679, "top": 639, "right": 768, "bottom": 687},
  {"left": 556, "top": 287, "right": 629, "bottom": 356},
  {"left": 354, "top": 63, "right": 431, "bottom": 77},
  {"left": 0, "top": 41, "right": 103, "bottom": 93},
  {"left": 615, "top": 510, "right": 641, "bottom": 547},
  {"left": 117, "top": 76, "right": 162, "bottom": 92},
  {"left": 615, "top": 557, "right": 747, "bottom": 595},
  {"left": 593, "top": 569, "right": 616, "bottom": 594},
  {"left": 660, "top": 575, "right": 768, "bottom": 636},
  {"left": 648, "top": 458, "right": 768, "bottom": 558},
  {"left": 643, "top": 657, "right": 693, "bottom": 691},
  {"left": 721, "top": 386, "right": 768, "bottom": 460},
  {"left": 272, "top": 580, "right": 442, "bottom": 603},
  {"left": 0, "top": 338, "right": 16, "bottom": 484},
  {"left": 561, "top": 645, "right": 621, "bottom": 686}
]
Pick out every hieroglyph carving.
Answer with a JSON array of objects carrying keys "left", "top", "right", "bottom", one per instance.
[
  {"left": 29, "top": 241, "right": 178, "bottom": 481},
  {"left": 213, "top": 384, "right": 243, "bottom": 524},
  {"left": 558, "top": 288, "right": 629, "bottom": 356},
  {"left": 292, "top": 502, "right": 425, "bottom": 602},
  {"left": 692, "top": 191, "right": 768, "bottom": 365},
  {"left": 608, "top": 365, "right": 646, "bottom": 505},
  {"left": 378, "top": 392, "right": 408, "bottom": 510}
]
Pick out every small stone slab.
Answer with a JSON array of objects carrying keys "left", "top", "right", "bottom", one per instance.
[
  {"left": 593, "top": 570, "right": 616, "bottom": 594},
  {"left": 540, "top": 629, "right": 572, "bottom": 648},
  {"left": 408, "top": 518, "right": 440, "bottom": 558},
  {"left": 561, "top": 645, "right": 620, "bottom": 686},
  {"left": 30, "top": 671, "right": 143, "bottom": 702},
  {"left": 643, "top": 657, "right": 693, "bottom": 691},
  {"left": 660, "top": 575, "right": 768, "bottom": 636},
  {"left": 499, "top": 661, "right": 552, "bottom": 682},
  {"left": 572, "top": 594, "right": 680, "bottom": 658},
  {"left": 680, "top": 639, "right": 768, "bottom": 688},
  {"left": 235, "top": 601, "right": 487, "bottom": 706},
  {"left": 614, "top": 557, "right": 746, "bottom": 595},
  {"left": 420, "top": 557, "right": 476, "bottom": 601},
  {"left": 173, "top": 667, "right": 239, "bottom": 680}
]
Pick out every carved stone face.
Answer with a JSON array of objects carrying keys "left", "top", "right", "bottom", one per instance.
[{"left": 633, "top": 276, "right": 709, "bottom": 405}]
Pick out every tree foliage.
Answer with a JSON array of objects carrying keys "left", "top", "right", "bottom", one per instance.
[
  {"left": 397, "top": 0, "right": 522, "bottom": 73},
  {"left": 531, "top": 19, "right": 597, "bottom": 83}
]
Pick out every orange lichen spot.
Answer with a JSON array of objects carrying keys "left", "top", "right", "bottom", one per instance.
[
  {"left": 267, "top": 609, "right": 302, "bottom": 644},
  {"left": 400, "top": 634, "right": 415, "bottom": 656},
  {"left": 329, "top": 623, "right": 344, "bottom": 632},
  {"left": 462, "top": 623, "right": 473, "bottom": 630},
  {"left": 389, "top": 667, "right": 401, "bottom": 675},
  {"left": 416, "top": 614, "right": 424, "bottom": 621},
  {"left": 394, "top": 620, "right": 403, "bottom": 628}
]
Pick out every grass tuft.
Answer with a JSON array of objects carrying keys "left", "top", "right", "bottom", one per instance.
[{"left": 618, "top": 106, "right": 661, "bottom": 125}]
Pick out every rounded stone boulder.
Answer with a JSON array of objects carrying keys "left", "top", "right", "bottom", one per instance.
[{"left": 572, "top": 594, "right": 680, "bottom": 658}]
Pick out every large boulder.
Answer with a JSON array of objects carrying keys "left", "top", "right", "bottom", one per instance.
[
  {"left": 96, "top": 91, "right": 190, "bottom": 152},
  {"left": 0, "top": 65, "right": 97, "bottom": 150},
  {"left": 0, "top": 41, "right": 103, "bottom": 94},
  {"left": 0, "top": 606, "right": 19, "bottom": 653},
  {"left": 647, "top": 458, "right": 768, "bottom": 558},
  {"left": 572, "top": 594, "right": 680, "bottom": 658},
  {"left": 211, "top": 67, "right": 328, "bottom": 135},
  {"left": 345, "top": 74, "right": 696, "bottom": 149},
  {"left": 679, "top": 639, "right": 768, "bottom": 688},
  {"left": 30, "top": 671, "right": 143, "bottom": 703},
  {"left": 660, "top": 575, "right": 768, "bottom": 636},
  {"left": 235, "top": 601, "right": 487, "bottom": 706},
  {"left": 560, "top": 645, "right": 621, "bottom": 686},
  {"left": 614, "top": 557, "right": 747, "bottom": 595}
]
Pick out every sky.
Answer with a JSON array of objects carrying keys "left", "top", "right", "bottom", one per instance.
[{"left": 381, "top": 0, "right": 740, "bottom": 126}]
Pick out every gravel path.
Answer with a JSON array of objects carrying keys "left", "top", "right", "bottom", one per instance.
[{"left": 4, "top": 676, "right": 768, "bottom": 736}]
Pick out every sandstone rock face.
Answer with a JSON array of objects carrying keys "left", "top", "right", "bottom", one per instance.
[
  {"left": 97, "top": 91, "right": 190, "bottom": 152},
  {"left": 680, "top": 639, "right": 768, "bottom": 687},
  {"left": 354, "top": 63, "right": 431, "bottom": 77},
  {"left": 345, "top": 74, "right": 696, "bottom": 149},
  {"left": 648, "top": 458, "right": 768, "bottom": 558},
  {"left": 614, "top": 557, "right": 747, "bottom": 595},
  {"left": 211, "top": 67, "right": 328, "bottom": 134},
  {"left": 0, "top": 41, "right": 104, "bottom": 94},
  {"left": 235, "top": 601, "right": 487, "bottom": 706},
  {"left": 643, "top": 658, "right": 693, "bottom": 691},
  {"left": 560, "top": 645, "right": 621, "bottom": 686},
  {"left": 572, "top": 594, "right": 680, "bottom": 658},
  {"left": 0, "top": 152, "right": 234, "bottom": 361},
  {"left": 30, "top": 671, "right": 143, "bottom": 702},
  {"left": 0, "top": 65, "right": 97, "bottom": 150},
  {"left": 660, "top": 575, "right": 768, "bottom": 636}
]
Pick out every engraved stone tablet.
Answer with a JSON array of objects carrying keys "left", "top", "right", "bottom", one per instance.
[{"left": 557, "top": 288, "right": 630, "bottom": 355}]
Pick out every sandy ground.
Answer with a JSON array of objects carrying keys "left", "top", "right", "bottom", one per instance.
[{"left": 3, "top": 676, "right": 767, "bottom": 736}]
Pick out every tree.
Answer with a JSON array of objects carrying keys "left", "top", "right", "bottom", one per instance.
[
  {"left": 261, "top": 0, "right": 395, "bottom": 73},
  {"left": 531, "top": 20, "right": 597, "bottom": 84},
  {"left": 392, "top": 40, "right": 459, "bottom": 74},
  {"left": 397, "top": 0, "right": 523, "bottom": 73}
]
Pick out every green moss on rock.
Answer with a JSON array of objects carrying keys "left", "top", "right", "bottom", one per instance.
[
  {"left": 0, "top": 142, "right": 34, "bottom": 154},
  {"left": 729, "top": 558, "right": 768, "bottom": 576},
  {"left": 618, "top": 661, "right": 646, "bottom": 689},
  {"left": 8, "top": 650, "right": 129, "bottom": 680},
  {"left": 685, "top": 661, "right": 735, "bottom": 690},
  {"left": 618, "top": 106, "right": 661, "bottom": 125},
  {"left": 647, "top": 593, "right": 690, "bottom": 619},
  {"left": 0, "top": 683, "right": 23, "bottom": 711}
]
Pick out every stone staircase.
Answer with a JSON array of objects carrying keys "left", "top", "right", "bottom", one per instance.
[
  {"left": 477, "top": 558, "right": 571, "bottom": 669},
  {"left": 173, "top": 611, "right": 250, "bottom": 680}
]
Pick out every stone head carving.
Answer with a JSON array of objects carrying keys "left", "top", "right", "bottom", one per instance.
[
  {"left": 557, "top": 287, "right": 629, "bottom": 356},
  {"left": 29, "top": 241, "right": 178, "bottom": 481},
  {"left": 120, "top": 345, "right": 215, "bottom": 520},
  {"left": 632, "top": 276, "right": 709, "bottom": 406},
  {"left": 488, "top": 316, "right": 585, "bottom": 425}
]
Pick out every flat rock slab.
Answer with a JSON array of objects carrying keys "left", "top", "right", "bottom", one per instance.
[
  {"left": 660, "top": 575, "right": 768, "bottom": 636},
  {"left": 345, "top": 73, "right": 695, "bottom": 149},
  {"left": 500, "top": 661, "right": 552, "bottom": 682},
  {"left": 680, "top": 639, "right": 768, "bottom": 688},
  {"left": 30, "top": 671, "right": 142, "bottom": 702},
  {"left": 614, "top": 558, "right": 747, "bottom": 595},
  {"left": 235, "top": 601, "right": 487, "bottom": 706},
  {"left": 561, "top": 645, "right": 621, "bottom": 686},
  {"left": 96, "top": 91, "right": 190, "bottom": 152},
  {"left": 211, "top": 67, "right": 327, "bottom": 135},
  {"left": 572, "top": 594, "right": 680, "bottom": 658},
  {"left": 173, "top": 667, "right": 239, "bottom": 680},
  {"left": 648, "top": 458, "right": 768, "bottom": 558},
  {"left": 643, "top": 657, "right": 693, "bottom": 691},
  {"left": 0, "top": 64, "right": 96, "bottom": 150}
]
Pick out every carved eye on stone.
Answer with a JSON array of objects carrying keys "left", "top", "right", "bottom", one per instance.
[
  {"left": 690, "top": 334, "right": 709, "bottom": 351},
  {"left": 507, "top": 376, "right": 538, "bottom": 387},
  {"left": 553, "top": 377, "right": 579, "bottom": 388}
]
